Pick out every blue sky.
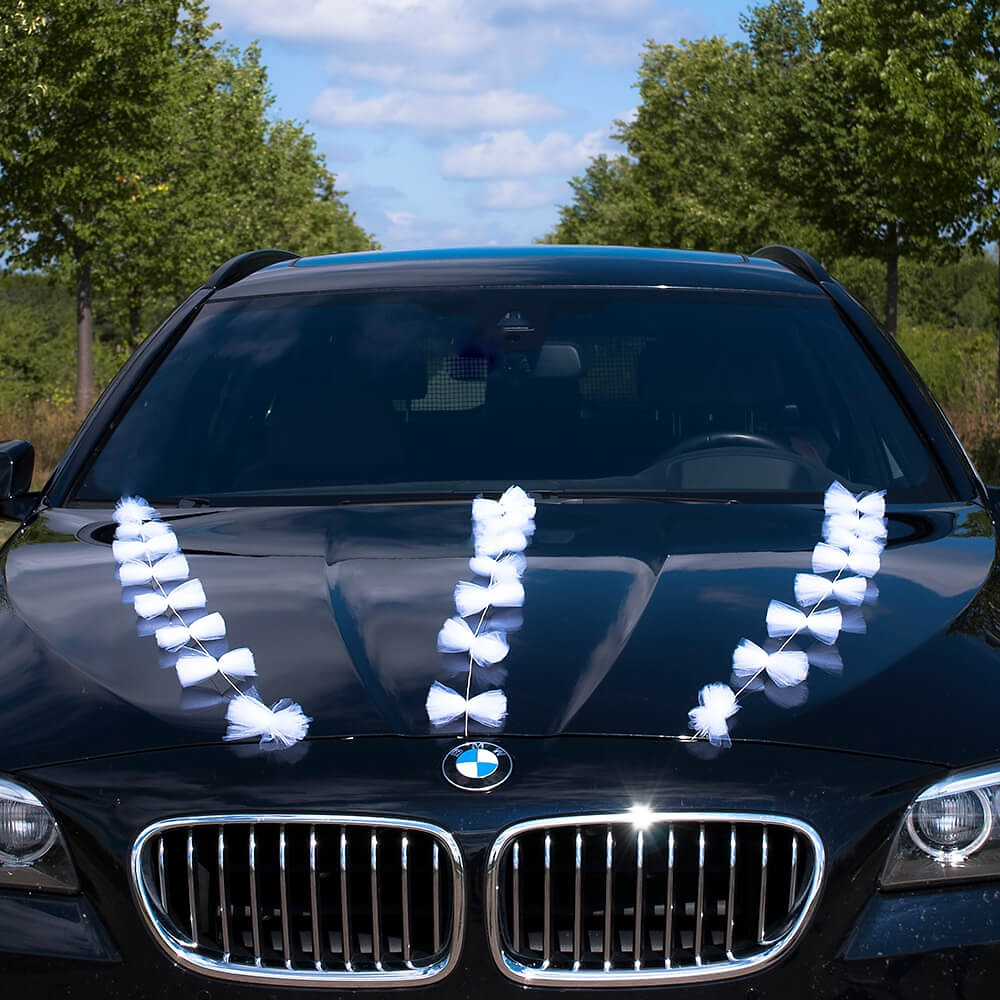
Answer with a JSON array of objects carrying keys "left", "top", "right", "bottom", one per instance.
[{"left": 208, "top": 1, "right": 757, "bottom": 250}]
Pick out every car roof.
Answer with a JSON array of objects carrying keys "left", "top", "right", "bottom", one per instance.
[{"left": 210, "top": 245, "right": 826, "bottom": 300}]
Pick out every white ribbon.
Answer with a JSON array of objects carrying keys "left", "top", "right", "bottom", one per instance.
[
  {"left": 824, "top": 481, "right": 886, "bottom": 520},
  {"left": 175, "top": 647, "right": 256, "bottom": 687},
  {"left": 117, "top": 553, "right": 189, "bottom": 588},
  {"left": 133, "top": 578, "right": 207, "bottom": 619},
  {"left": 472, "top": 485, "right": 536, "bottom": 531},
  {"left": 112, "top": 532, "right": 179, "bottom": 564},
  {"left": 437, "top": 617, "right": 509, "bottom": 664},
  {"left": 474, "top": 526, "right": 528, "bottom": 558},
  {"left": 454, "top": 579, "right": 525, "bottom": 617},
  {"left": 766, "top": 600, "right": 842, "bottom": 645},
  {"left": 731, "top": 638, "right": 809, "bottom": 688},
  {"left": 811, "top": 542, "right": 880, "bottom": 578},
  {"left": 114, "top": 519, "right": 174, "bottom": 542},
  {"left": 469, "top": 553, "right": 526, "bottom": 580},
  {"left": 224, "top": 691, "right": 311, "bottom": 747},
  {"left": 425, "top": 681, "right": 508, "bottom": 727},
  {"left": 688, "top": 683, "right": 739, "bottom": 747},
  {"left": 155, "top": 612, "right": 227, "bottom": 650},
  {"left": 793, "top": 573, "right": 867, "bottom": 607}
]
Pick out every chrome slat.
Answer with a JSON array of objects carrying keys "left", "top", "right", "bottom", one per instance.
[
  {"left": 573, "top": 829, "right": 582, "bottom": 970},
  {"left": 309, "top": 826, "right": 322, "bottom": 971},
  {"left": 186, "top": 828, "right": 198, "bottom": 946},
  {"left": 664, "top": 825, "right": 675, "bottom": 969},
  {"left": 401, "top": 834, "right": 411, "bottom": 965},
  {"left": 543, "top": 832, "right": 552, "bottom": 968},
  {"left": 279, "top": 825, "right": 292, "bottom": 968},
  {"left": 157, "top": 836, "right": 167, "bottom": 912},
  {"left": 432, "top": 842, "right": 441, "bottom": 954},
  {"left": 788, "top": 834, "right": 799, "bottom": 910},
  {"left": 218, "top": 828, "right": 232, "bottom": 961},
  {"left": 249, "top": 828, "right": 262, "bottom": 966},
  {"left": 603, "top": 828, "right": 613, "bottom": 972},
  {"left": 757, "top": 826, "right": 769, "bottom": 945},
  {"left": 725, "top": 824, "right": 736, "bottom": 960},
  {"left": 633, "top": 829, "right": 644, "bottom": 971},
  {"left": 694, "top": 824, "right": 705, "bottom": 965},
  {"left": 370, "top": 831, "right": 382, "bottom": 970},
  {"left": 511, "top": 840, "right": 520, "bottom": 953},
  {"left": 340, "top": 828, "right": 352, "bottom": 971}
]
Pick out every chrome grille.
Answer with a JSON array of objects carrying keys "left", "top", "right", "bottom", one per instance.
[
  {"left": 485, "top": 812, "right": 823, "bottom": 986},
  {"left": 132, "top": 816, "right": 463, "bottom": 987}
]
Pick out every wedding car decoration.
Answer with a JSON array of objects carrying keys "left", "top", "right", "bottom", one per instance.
[
  {"left": 687, "top": 481, "right": 887, "bottom": 747},
  {"left": 426, "top": 485, "right": 535, "bottom": 735},
  {"left": 111, "top": 496, "right": 310, "bottom": 748}
]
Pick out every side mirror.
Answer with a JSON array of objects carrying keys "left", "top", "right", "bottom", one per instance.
[{"left": 0, "top": 440, "right": 35, "bottom": 522}]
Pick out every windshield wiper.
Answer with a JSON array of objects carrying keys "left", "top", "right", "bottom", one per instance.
[{"left": 532, "top": 490, "right": 739, "bottom": 504}]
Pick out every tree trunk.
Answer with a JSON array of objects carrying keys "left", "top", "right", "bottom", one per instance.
[
  {"left": 884, "top": 221, "right": 899, "bottom": 340},
  {"left": 128, "top": 286, "right": 143, "bottom": 350},
  {"left": 75, "top": 262, "right": 94, "bottom": 418}
]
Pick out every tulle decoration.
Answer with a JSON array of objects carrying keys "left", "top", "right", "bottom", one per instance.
[
  {"left": 117, "top": 553, "right": 190, "bottom": 587},
  {"left": 425, "top": 681, "right": 508, "bottom": 727},
  {"left": 224, "top": 690, "right": 311, "bottom": 748},
  {"left": 793, "top": 573, "right": 867, "bottom": 607},
  {"left": 824, "top": 480, "right": 886, "bottom": 519},
  {"left": 731, "top": 639, "right": 809, "bottom": 688},
  {"left": 437, "top": 616, "right": 510, "bottom": 665},
  {"left": 454, "top": 579, "right": 525, "bottom": 617},
  {"left": 133, "top": 578, "right": 207, "bottom": 619},
  {"left": 155, "top": 612, "right": 227, "bottom": 650},
  {"left": 176, "top": 647, "right": 256, "bottom": 688},
  {"left": 766, "top": 600, "right": 842, "bottom": 644},
  {"left": 811, "top": 541, "right": 880, "bottom": 578},
  {"left": 113, "top": 496, "right": 158, "bottom": 524},
  {"left": 688, "top": 684, "right": 739, "bottom": 747},
  {"left": 687, "top": 480, "right": 888, "bottom": 747},
  {"left": 427, "top": 485, "right": 535, "bottom": 731},
  {"left": 469, "top": 553, "right": 526, "bottom": 579},
  {"left": 109, "top": 495, "right": 309, "bottom": 748}
]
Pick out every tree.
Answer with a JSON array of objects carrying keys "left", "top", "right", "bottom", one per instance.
[
  {"left": 0, "top": 0, "right": 185, "bottom": 415},
  {"left": 773, "top": 0, "right": 995, "bottom": 336}
]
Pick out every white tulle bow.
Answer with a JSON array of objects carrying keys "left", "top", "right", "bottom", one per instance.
[
  {"left": 474, "top": 526, "right": 529, "bottom": 558},
  {"left": 688, "top": 683, "right": 739, "bottom": 747},
  {"left": 823, "top": 513, "right": 887, "bottom": 550},
  {"left": 425, "top": 681, "right": 508, "bottom": 727},
  {"left": 469, "top": 553, "right": 526, "bottom": 579},
  {"left": 224, "top": 691, "right": 311, "bottom": 747},
  {"left": 155, "top": 612, "right": 227, "bottom": 650},
  {"left": 113, "top": 496, "right": 157, "bottom": 524},
  {"left": 765, "top": 600, "right": 842, "bottom": 645},
  {"left": 133, "top": 578, "right": 207, "bottom": 619},
  {"left": 731, "top": 638, "right": 809, "bottom": 688},
  {"left": 793, "top": 573, "right": 868, "bottom": 607},
  {"left": 811, "top": 542, "right": 881, "bottom": 578},
  {"left": 437, "top": 617, "right": 509, "bottom": 664},
  {"left": 824, "top": 481, "right": 886, "bottom": 519},
  {"left": 175, "top": 647, "right": 257, "bottom": 687},
  {"left": 454, "top": 579, "right": 525, "bottom": 617},
  {"left": 114, "top": 519, "right": 174, "bottom": 542},
  {"left": 472, "top": 486, "right": 536, "bottom": 530},
  {"left": 112, "top": 532, "right": 180, "bottom": 564},
  {"left": 117, "top": 553, "right": 190, "bottom": 587}
]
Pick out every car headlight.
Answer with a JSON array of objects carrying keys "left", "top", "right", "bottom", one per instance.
[
  {"left": 882, "top": 765, "right": 1000, "bottom": 889},
  {"left": 0, "top": 778, "right": 78, "bottom": 892}
]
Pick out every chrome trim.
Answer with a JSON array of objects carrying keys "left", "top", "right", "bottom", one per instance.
[
  {"left": 308, "top": 826, "right": 321, "bottom": 971},
  {"left": 131, "top": 815, "right": 464, "bottom": 988},
  {"left": 218, "top": 828, "right": 231, "bottom": 961},
  {"left": 633, "top": 829, "right": 644, "bottom": 972},
  {"left": 484, "top": 811, "right": 824, "bottom": 988},
  {"left": 694, "top": 824, "right": 705, "bottom": 965},
  {"left": 757, "top": 825, "right": 768, "bottom": 945}
]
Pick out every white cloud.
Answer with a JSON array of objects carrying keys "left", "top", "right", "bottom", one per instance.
[
  {"left": 474, "top": 180, "right": 563, "bottom": 210},
  {"left": 439, "top": 128, "right": 613, "bottom": 179},
  {"left": 325, "top": 58, "right": 486, "bottom": 93},
  {"left": 378, "top": 208, "right": 525, "bottom": 251},
  {"left": 311, "top": 88, "right": 566, "bottom": 131}
]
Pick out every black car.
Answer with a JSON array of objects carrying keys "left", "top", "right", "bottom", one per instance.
[{"left": 1, "top": 244, "right": 998, "bottom": 998}]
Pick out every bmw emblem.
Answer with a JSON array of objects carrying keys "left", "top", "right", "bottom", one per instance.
[{"left": 442, "top": 741, "right": 513, "bottom": 792}]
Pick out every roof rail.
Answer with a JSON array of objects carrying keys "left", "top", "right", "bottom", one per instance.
[
  {"left": 751, "top": 245, "right": 830, "bottom": 285},
  {"left": 205, "top": 249, "right": 300, "bottom": 290}
]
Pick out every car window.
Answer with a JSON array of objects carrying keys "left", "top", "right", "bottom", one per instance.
[{"left": 73, "top": 287, "right": 948, "bottom": 503}]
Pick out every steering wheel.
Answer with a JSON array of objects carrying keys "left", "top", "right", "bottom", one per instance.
[{"left": 661, "top": 431, "right": 790, "bottom": 458}]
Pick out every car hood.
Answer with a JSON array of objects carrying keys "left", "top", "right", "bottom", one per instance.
[{"left": 1, "top": 499, "right": 997, "bottom": 768}]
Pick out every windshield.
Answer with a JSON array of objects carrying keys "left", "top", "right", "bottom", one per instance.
[{"left": 73, "top": 287, "right": 946, "bottom": 504}]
